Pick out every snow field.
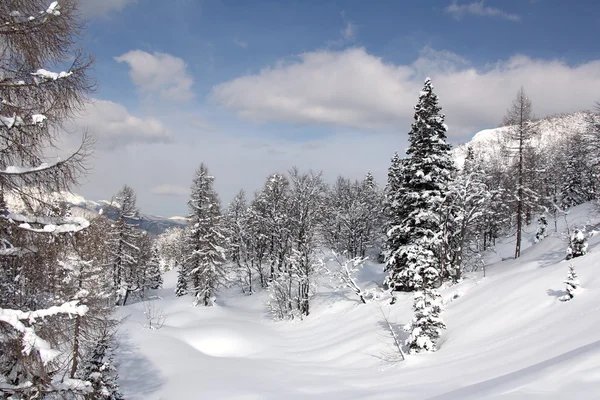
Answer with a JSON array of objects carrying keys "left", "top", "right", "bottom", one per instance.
[{"left": 116, "top": 203, "right": 600, "bottom": 399}]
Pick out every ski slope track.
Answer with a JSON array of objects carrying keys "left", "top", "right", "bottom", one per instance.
[{"left": 116, "top": 203, "right": 600, "bottom": 399}]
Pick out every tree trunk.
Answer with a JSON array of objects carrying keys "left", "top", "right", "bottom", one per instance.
[{"left": 69, "top": 315, "right": 81, "bottom": 378}]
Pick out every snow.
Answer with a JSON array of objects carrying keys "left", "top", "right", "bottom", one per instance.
[
  {"left": 32, "top": 68, "right": 72, "bottom": 82},
  {"left": 0, "top": 162, "right": 50, "bottom": 174},
  {"left": 114, "top": 203, "right": 600, "bottom": 399},
  {"left": 0, "top": 301, "right": 88, "bottom": 364},
  {"left": 46, "top": 1, "right": 60, "bottom": 16},
  {"left": 7, "top": 213, "right": 90, "bottom": 234}
]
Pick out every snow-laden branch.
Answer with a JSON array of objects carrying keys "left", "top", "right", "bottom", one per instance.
[
  {"left": 0, "top": 113, "right": 47, "bottom": 129},
  {"left": 0, "top": 300, "right": 88, "bottom": 364},
  {"left": 31, "top": 68, "right": 72, "bottom": 83},
  {"left": 4, "top": 212, "right": 90, "bottom": 234},
  {"left": 325, "top": 251, "right": 377, "bottom": 304}
]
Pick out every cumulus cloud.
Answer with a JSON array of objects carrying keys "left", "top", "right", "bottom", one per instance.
[
  {"left": 151, "top": 184, "right": 189, "bottom": 197},
  {"left": 212, "top": 47, "right": 600, "bottom": 138},
  {"left": 115, "top": 50, "right": 195, "bottom": 102},
  {"left": 78, "top": 0, "right": 136, "bottom": 18},
  {"left": 68, "top": 99, "right": 173, "bottom": 149},
  {"left": 445, "top": 1, "right": 521, "bottom": 22}
]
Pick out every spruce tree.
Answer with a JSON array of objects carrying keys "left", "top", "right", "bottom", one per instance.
[
  {"left": 145, "top": 247, "right": 163, "bottom": 290},
  {"left": 403, "top": 267, "right": 446, "bottom": 353},
  {"left": 175, "top": 264, "right": 188, "bottom": 297},
  {"left": 78, "top": 332, "right": 124, "bottom": 399},
  {"left": 183, "top": 164, "right": 226, "bottom": 306},
  {"left": 559, "top": 264, "right": 580, "bottom": 302},
  {"left": 384, "top": 78, "right": 455, "bottom": 292}
]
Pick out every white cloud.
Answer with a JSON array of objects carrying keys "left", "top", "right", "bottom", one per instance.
[
  {"left": 445, "top": 1, "right": 521, "bottom": 22},
  {"left": 233, "top": 38, "right": 248, "bottom": 49},
  {"left": 68, "top": 99, "right": 173, "bottom": 149},
  {"left": 212, "top": 47, "right": 600, "bottom": 138},
  {"left": 79, "top": 0, "right": 136, "bottom": 18},
  {"left": 151, "top": 184, "right": 189, "bottom": 197},
  {"left": 115, "top": 50, "right": 194, "bottom": 102}
]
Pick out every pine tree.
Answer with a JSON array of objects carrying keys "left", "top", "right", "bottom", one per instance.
[
  {"left": 183, "top": 164, "right": 226, "bottom": 306},
  {"left": 559, "top": 264, "right": 580, "bottom": 302},
  {"left": 384, "top": 78, "right": 455, "bottom": 292}
]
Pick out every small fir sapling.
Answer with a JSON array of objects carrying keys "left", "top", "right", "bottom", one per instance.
[{"left": 559, "top": 264, "right": 580, "bottom": 302}]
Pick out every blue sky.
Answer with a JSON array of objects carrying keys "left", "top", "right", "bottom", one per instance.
[{"left": 71, "top": 0, "right": 600, "bottom": 216}]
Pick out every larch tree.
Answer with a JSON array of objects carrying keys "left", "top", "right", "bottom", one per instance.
[
  {"left": 0, "top": 0, "right": 98, "bottom": 395},
  {"left": 184, "top": 163, "right": 226, "bottom": 306},
  {"left": 108, "top": 185, "right": 143, "bottom": 306},
  {"left": 225, "top": 190, "right": 253, "bottom": 293},
  {"left": 502, "top": 87, "right": 538, "bottom": 259},
  {"left": 384, "top": 78, "right": 455, "bottom": 292}
]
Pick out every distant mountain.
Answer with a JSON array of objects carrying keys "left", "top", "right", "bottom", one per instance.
[
  {"left": 454, "top": 110, "right": 597, "bottom": 167},
  {"left": 5, "top": 190, "right": 186, "bottom": 235}
]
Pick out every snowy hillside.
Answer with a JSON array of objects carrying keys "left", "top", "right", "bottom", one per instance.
[
  {"left": 115, "top": 203, "right": 600, "bottom": 399},
  {"left": 454, "top": 110, "right": 598, "bottom": 167}
]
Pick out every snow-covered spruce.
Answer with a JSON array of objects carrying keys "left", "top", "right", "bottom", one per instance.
[
  {"left": 78, "top": 333, "right": 124, "bottom": 399},
  {"left": 566, "top": 229, "right": 588, "bottom": 259},
  {"left": 175, "top": 264, "right": 188, "bottom": 297},
  {"left": 384, "top": 78, "right": 455, "bottom": 292},
  {"left": 183, "top": 163, "right": 226, "bottom": 307},
  {"left": 404, "top": 284, "right": 446, "bottom": 354},
  {"left": 559, "top": 264, "right": 580, "bottom": 302}
]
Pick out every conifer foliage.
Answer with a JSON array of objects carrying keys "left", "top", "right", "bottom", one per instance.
[
  {"left": 183, "top": 164, "right": 226, "bottom": 306},
  {"left": 403, "top": 268, "right": 446, "bottom": 353},
  {"left": 384, "top": 78, "right": 455, "bottom": 292},
  {"left": 559, "top": 264, "right": 580, "bottom": 302}
]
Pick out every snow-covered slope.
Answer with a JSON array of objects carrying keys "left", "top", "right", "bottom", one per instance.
[
  {"left": 454, "top": 110, "right": 597, "bottom": 167},
  {"left": 115, "top": 203, "right": 600, "bottom": 399}
]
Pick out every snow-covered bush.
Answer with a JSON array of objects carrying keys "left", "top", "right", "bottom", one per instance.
[
  {"left": 404, "top": 288, "right": 446, "bottom": 354},
  {"left": 566, "top": 229, "right": 588, "bottom": 259},
  {"left": 535, "top": 215, "right": 548, "bottom": 243},
  {"left": 559, "top": 264, "right": 580, "bottom": 302}
]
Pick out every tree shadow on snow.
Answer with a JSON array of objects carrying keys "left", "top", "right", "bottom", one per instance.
[
  {"left": 536, "top": 247, "right": 569, "bottom": 268},
  {"left": 115, "top": 331, "right": 167, "bottom": 399},
  {"left": 371, "top": 319, "right": 410, "bottom": 363},
  {"left": 547, "top": 288, "right": 566, "bottom": 298}
]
